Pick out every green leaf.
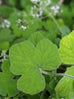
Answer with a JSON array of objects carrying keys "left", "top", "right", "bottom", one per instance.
[
  {"left": 61, "top": 6, "right": 73, "bottom": 27},
  {"left": 43, "top": 20, "right": 58, "bottom": 42},
  {"left": 8, "top": 11, "right": 27, "bottom": 24},
  {"left": 44, "top": 20, "right": 58, "bottom": 32},
  {"left": 28, "top": 31, "right": 44, "bottom": 46},
  {"left": 54, "top": 38, "right": 61, "bottom": 46},
  {"left": 0, "top": 60, "right": 18, "bottom": 97},
  {"left": 55, "top": 30, "right": 74, "bottom": 98},
  {"left": 9, "top": 39, "right": 61, "bottom": 95},
  {"left": 64, "top": 91, "right": 74, "bottom": 99},
  {"left": 55, "top": 66, "right": 74, "bottom": 97},
  {"left": 0, "top": 6, "right": 14, "bottom": 18},
  {"left": 0, "top": 28, "right": 11, "bottom": 40},
  {"left": 57, "top": 19, "right": 65, "bottom": 27},
  {"left": 6, "top": 0, "right": 17, "bottom": 6},
  {"left": 0, "top": 28, "right": 14, "bottom": 42},
  {"left": 61, "top": 26, "right": 71, "bottom": 37},
  {"left": 23, "top": 20, "right": 42, "bottom": 39},
  {"left": 12, "top": 24, "right": 24, "bottom": 37},
  {"left": 51, "top": 0, "right": 59, "bottom": 3},
  {"left": 59, "top": 30, "right": 74, "bottom": 64},
  {"left": 17, "top": 64, "right": 45, "bottom": 95},
  {"left": 35, "top": 39, "right": 61, "bottom": 70},
  {"left": 0, "top": 41, "right": 9, "bottom": 50},
  {"left": 20, "top": 0, "right": 32, "bottom": 10},
  {"left": 13, "top": 37, "right": 25, "bottom": 45},
  {"left": 67, "top": 92, "right": 74, "bottom": 99}
]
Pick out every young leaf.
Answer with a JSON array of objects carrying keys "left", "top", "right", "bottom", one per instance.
[
  {"left": 55, "top": 66, "right": 74, "bottom": 97},
  {"left": 0, "top": 60, "right": 18, "bottom": 97},
  {"left": 59, "top": 30, "right": 74, "bottom": 64},
  {"left": 9, "top": 39, "right": 61, "bottom": 95}
]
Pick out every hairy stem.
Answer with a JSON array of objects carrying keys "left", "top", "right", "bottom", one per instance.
[{"left": 39, "top": 68, "right": 74, "bottom": 79}]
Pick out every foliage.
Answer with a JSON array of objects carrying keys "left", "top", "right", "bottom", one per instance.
[
  {"left": 9, "top": 39, "right": 61, "bottom": 94},
  {"left": 55, "top": 30, "right": 74, "bottom": 98},
  {"left": 0, "top": 60, "right": 18, "bottom": 97},
  {"left": 0, "top": 0, "right": 74, "bottom": 99}
]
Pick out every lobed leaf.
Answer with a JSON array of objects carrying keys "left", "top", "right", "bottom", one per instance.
[{"left": 9, "top": 39, "right": 61, "bottom": 94}]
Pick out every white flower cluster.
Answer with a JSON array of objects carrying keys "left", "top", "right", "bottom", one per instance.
[
  {"left": 50, "top": 5, "right": 63, "bottom": 16},
  {"left": 31, "top": 0, "right": 51, "bottom": 6},
  {"left": 40, "top": 0, "right": 51, "bottom": 6},
  {"left": 30, "top": 5, "right": 43, "bottom": 18},
  {"left": 31, "top": 0, "right": 63, "bottom": 17},
  {"left": 17, "top": 19, "right": 27, "bottom": 31},
  {"left": 30, "top": 0, "right": 51, "bottom": 18},
  {"left": 21, "top": 25, "right": 27, "bottom": 31},
  {"left": 15, "top": 12, "right": 28, "bottom": 31},
  {"left": 0, "top": 19, "right": 11, "bottom": 28}
]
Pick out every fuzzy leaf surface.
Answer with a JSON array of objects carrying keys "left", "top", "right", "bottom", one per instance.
[{"left": 9, "top": 39, "right": 61, "bottom": 94}]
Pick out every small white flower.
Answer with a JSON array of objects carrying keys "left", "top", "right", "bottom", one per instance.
[
  {"left": 17, "top": 19, "right": 22, "bottom": 24},
  {"left": 0, "top": 19, "right": 11, "bottom": 28},
  {"left": 30, "top": 0, "right": 51, "bottom": 18},
  {"left": 6, "top": 25, "right": 10, "bottom": 28},
  {"left": 32, "top": 14, "right": 36, "bottom": 18},
  {"left": 4, "top": 19, "right": 8, "bottom": 23},
  {"left": 34, "top": 5, "right": 36, "bottom": 8},
  {"left": 21, "top": 25, "right": 27, "bottom": 31},
  {"left": 56, "top": 5, "right": 60, "bottom": 10},
  {"left": 30, "top": 5, "right": 43, "bottom": 18},
  {"left": 44, "top": 0, "right": 51, "bottom": 6},
  {"left": 50, "top": 5, "right": 62, "bottom": 16}
]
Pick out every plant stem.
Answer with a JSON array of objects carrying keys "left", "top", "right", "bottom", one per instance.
[
  {"left": 49, "top": 14, "right": 64, "bottom": 34},
  {"left": 43, "top": 8, "right": 64, "bottom": 34},
  {"left": 39, "top": 68, "right": 74, "bottom": 79}
]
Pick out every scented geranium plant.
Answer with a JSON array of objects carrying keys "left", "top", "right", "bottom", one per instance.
[{"left": 0, "top": 0, "right": 74, "bottom": 99}]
